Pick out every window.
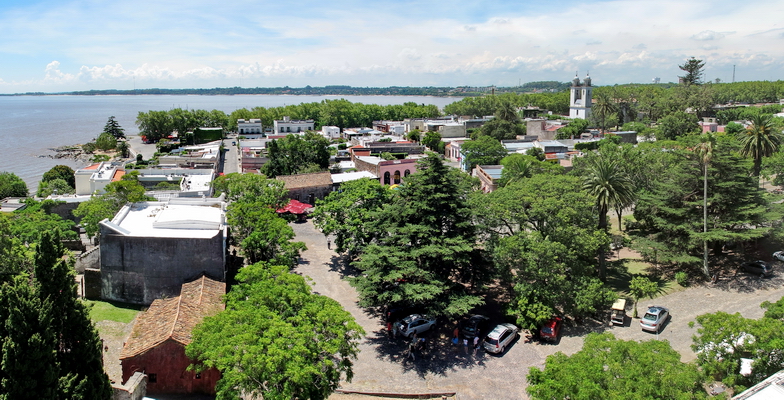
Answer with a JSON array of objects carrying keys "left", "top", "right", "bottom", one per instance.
[
  {"left": 280, "top": 127, "right": 284, "bottom": 133},
  {"left": 404, "top": 169, "right": 410, "bottom": 177},
  {"left": 383, "top": 172, "right": 391, "bottom": 185},
  {"left": 148, "top": 373, "right": 157, "bottom": 383},
  {"left": 394, "top": 170, "right": 401, "bottom": 184}
]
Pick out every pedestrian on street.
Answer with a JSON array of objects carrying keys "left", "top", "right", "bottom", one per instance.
[
  {"left": 327, "top": 239, "right": 331, "bottom": 250},
  {"left": 473, "top": 335, "right": 480, "bottom": 349}
]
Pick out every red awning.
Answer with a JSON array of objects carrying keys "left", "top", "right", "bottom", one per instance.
[{"left": 276, "top": 199, "right": 313, "bottom": 215}]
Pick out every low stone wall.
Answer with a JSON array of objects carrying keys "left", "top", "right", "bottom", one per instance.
[
  {"left": 112, "top": 372, "right": 147, "bottom": 400},
  {"left": 74, "top": 246, "right": 100, "bottom": 273}
]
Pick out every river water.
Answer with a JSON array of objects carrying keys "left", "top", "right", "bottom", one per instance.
[{"left": 0, "top": 94, "right": 461, "bottom": 192}]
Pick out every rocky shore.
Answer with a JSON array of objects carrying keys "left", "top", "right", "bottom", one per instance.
[{"left": 42, "top": 145, "right": 109, "bottom": 163}]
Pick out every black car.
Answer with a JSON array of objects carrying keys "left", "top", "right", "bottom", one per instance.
[
  {"left": 740, "top": 260, "right": 773, "bottom": 277},
  {"left": 460, "top": 314, "right": 491, "bottom": 339}
]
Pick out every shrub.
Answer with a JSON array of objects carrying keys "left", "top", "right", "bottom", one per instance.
[{"left": 675, "top": 271, "right": 689, "bottom": 287}]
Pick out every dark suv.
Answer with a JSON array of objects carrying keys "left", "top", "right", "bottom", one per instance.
[
  {"left": 740, "top": 260, "right": 773, "bottom": 277},
  {"left": 460, "top": 315, "right": 490, "bottom": 339}
]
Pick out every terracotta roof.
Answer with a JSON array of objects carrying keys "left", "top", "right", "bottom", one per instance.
[
  {"left": 83, "top": 163, "right": 101, "bottom": 170},
  {"left": 276, "top": 199, "right": 313, "bottom": 214},
  {"left": 112, "top": 170, "right": 126, "bottom": 182},
  {"left": 120, "top": 275, "right": 225, "bottom": 359},
  {"left": 276, "top": 172, "right": 332, "bottom": 189}
]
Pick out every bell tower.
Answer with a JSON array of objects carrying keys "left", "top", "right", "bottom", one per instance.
[{"left": 569, "top": 72, "right": 593, "bottom": 119}]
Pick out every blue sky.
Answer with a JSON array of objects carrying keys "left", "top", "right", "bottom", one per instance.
[{"left": 1, "top": 0, "right": 783, "bottom": 92}]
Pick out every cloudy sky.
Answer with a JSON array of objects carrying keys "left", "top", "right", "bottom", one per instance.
[{"left": 1, "top": 0, "right": 782, "bottom": 93}]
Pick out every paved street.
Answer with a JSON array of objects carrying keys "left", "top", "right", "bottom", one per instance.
[{"left": 291, "top": 219, "right": 784, "bottom": 400}]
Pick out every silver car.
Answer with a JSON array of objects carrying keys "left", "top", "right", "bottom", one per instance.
[
  {"left": 483, "top": 323, "right": 519, "bottom": 354},
  {"left": 774, "top": 251, "right": 784, "bottom": 262},
  {"left": 394, "top": 314, "right": 436, "bottom": 338},
  {"left": 640, "top": 306, "right": 670, "bottom": 333}
]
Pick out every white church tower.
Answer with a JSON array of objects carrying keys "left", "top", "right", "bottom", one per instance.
[{"left": 569, "top": 72, "right": 593, "bottom": 119}]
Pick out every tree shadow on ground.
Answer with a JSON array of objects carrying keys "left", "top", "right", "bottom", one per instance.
[
  {"left": 327, "top": 253, "right": 362, "bottom": 277},
  {"left": 365, "top": 327, "right": 493, "bottom": 379}
]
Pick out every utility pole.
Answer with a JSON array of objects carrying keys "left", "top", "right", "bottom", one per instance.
[{"left": 732, "top": 65, "right": 736, "bottom": 83}]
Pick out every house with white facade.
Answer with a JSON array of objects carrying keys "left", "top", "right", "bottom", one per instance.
[
  {"left": 273, "top": 116, "right": 314, "bottom": 134},
  {"left": 322, "top": 126, "right": 341, "bottom": 139},
  {"left": 237, "top": 119, "right": 262, "bottom": 135}
]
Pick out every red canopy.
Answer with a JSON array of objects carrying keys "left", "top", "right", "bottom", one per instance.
[{"left": 276, "top": 199, "right": 313, "bottom": 215}]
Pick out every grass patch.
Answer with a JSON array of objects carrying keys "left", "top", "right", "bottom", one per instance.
[
  {"left": 82, "top": 300, "right": 143, "bottom": 323},
  {"left": 606, "top": 258, "right": 682, "bottom": 299}
]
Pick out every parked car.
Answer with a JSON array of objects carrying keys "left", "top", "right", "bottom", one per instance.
[
  {"left": 640, "top": 306, "right": 670, "bottom": 333},
  {"left": 772, "top": 251, "right": 784, "bottom": 262},
  {"left": 483, "top": 323, "right": 519, "bottom": 354},
  {"left": 393, "top": 314, "right": 436, "bottom": 338},
  {"left": 540, "top": 317, "right": 563, "bottom": 342},
  {"left": 740, "top": 260, "right": 773, "bottom": 277},
  {"left": 460, "top": 315, "right": 491, "bottom": 339}
]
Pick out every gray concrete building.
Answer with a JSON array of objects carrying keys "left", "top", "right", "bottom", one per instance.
[{"left": 98, "top": 197, "right": 227, "bottom": 305}]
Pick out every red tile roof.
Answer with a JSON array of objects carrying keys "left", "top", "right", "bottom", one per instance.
[
  {"left": 120, "top": 275, "right": 225, "bottom": 359},
  {"left": 112, "top": 170, "right": 126, "bottom": 182},
  {"left": 276, "top": 199, "right": 313, "bottom": 214},
  {"left": 83, "top": 163, "right": 101, "bottom": 170}
]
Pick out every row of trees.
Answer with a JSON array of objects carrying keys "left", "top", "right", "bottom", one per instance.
[{"left": 136, "top": 108, "right": 230, "bottom": 142}]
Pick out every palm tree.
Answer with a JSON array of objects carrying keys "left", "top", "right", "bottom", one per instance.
[
  {"left": 582, "top": 156, "right": 635, "bottom": 281},
  {"left": 737, "top": 114, "right": 781, "bottom": 177},
  {"left": 695, "top": 134, "right": 715, "bottom": 278},
  {"left": 591, "top": 92, "right": 617, "bottom": 133}
]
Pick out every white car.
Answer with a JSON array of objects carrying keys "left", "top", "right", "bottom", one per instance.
[
  {"left": 394, "top": 314, "right": 436, "bottom": 338},
  {"left": 640, "top": 306, "right": 670, "bottom": 333},
  {"left": 483, "top": 323, "right": 519, "bottom": 354},
  {"left": 773, "top": 251, "right": 784, "bottom": 262}
]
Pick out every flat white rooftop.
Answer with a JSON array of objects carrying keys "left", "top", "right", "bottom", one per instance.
[
  {"left": 104, "top": 200, "right": 225, "bottom": 238},
  {"left": 331, "top": 171, "right": 377, "bottom": 183}
]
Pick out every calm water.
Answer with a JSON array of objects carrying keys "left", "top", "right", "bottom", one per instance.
[{"left": 0, "top": 94, "right": 461, "bottom": 191}]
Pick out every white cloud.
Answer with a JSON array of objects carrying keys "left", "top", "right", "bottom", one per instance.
[{"left": 692, "top": 30, "right": 725, "bottom": 41}]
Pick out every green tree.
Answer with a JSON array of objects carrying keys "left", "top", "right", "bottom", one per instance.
[
  {"left": 95, "top": 133, "right": 117, "bottom": 152},
  {"left": 115, "top": 140, "right": 130, "bottom": 158},
  {"left": 656, "top": 111, "right": 699, "bottom": 140},
  {"left": 476, "top": 118, "right": 525, "bottom": 141},
  {"left": 679, "top": 57, "right": 706, "bottom": 85},
  {"left": 263, "top": 133, "right": 330, "bottom": 177},
  {"left": 556, "top": 118, "right": 589, "bottom": 140},
  {"left": 226, "top": 204, "right": 305, "bottom": 266},
  {"left": 421, "top": 130, "right": 444, "bottom": 153},
  {"left": 187, "top": 263, "right": 364, "bottom": 400},
  {"left": 136, "top": 110, "right": 172, "bottom": 142},
  {"left": 483, "top": 174, "right": 612, "bottom": 328},
  {"left": 406, "top": 129, "right": 421, "bottom": 142},
  {"left": 737, "top": 113, "right": 782, "bottom": 177},
  {"left": 579, "top": 155, "right": 635, "bottom": 281},
  {"left": 0, "top": 214, "right": 32, "bottom": 279},
  {"left": 696, "top": 134, "right": 715, "bottom": 278},
  {"left": 7, "top": 200, "right": 78, "bottom": 245},
  {"left": 590, "top": 92, "right": 618, "bottom": 133},
  {"left": 313, "top": 178, "right": 392, "bottom": 255},
  {"left": 73, "top": 178, "right": 150, "bottom": 238},
  {"left": 351, "top": 154, "right": 484, "bottom": 318},
  {"left": 461, "top": 136, "right": 507, "bottom": 171},
  {"left": 692, "top": 310, "right": 784, "bottom": 390},
  {"left": 41, "top": 165, "right": 75, "bottom": 189},
  {"left": 211, "top": 173, "right": 287, "bottom": 208},
  {"left": 0, "top": 171, "right": 28, "bottom": 198},
  {"left": 528, "top": 333, "right": 705, "bottom": 400},
  {"left": 103, "top": 116, "right": 125, "bottom": 139},
  {"left": 36, "top": 178, "right": 75, "bottom": 197},
  {"left": 628, "top": 276, "right": 658, "bottom": 318}
]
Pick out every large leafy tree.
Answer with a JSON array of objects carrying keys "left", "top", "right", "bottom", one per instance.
[
  {"left": 187, "top": 263, "right": 364, "bottom": 400},
  {"left": 136, "top": 110, "right": 172, "bottom": 142},
  {"left": 656, "top": 111, "right": 699, "bottom": 140},
  {"left": 212, "top": 172, "right": 287, "bottom": 208},
  {"left": 262, "top": 132, "right": 330, "bottom": 177},
  {"left": 692, "top": 309, "right": 784, "bottom": 391},
  {"left": 461, "top": 136, "right": 507, "bottom": 171},
  {"left": 351, "top": 154, "right": 484, "bottom": 318},
  {"left": 737, "top": 113, "right": 782, "bottom": 177},
  {"left": 226, "top": 204, "right": 305, "bottom": 266},
  {"left": 482, "top": 174, "right": 612, "bottom": 328},
  {"left": 73, "top": 178, "right": 150, "bottom": 238},
  {"left": 590, "top": 92, "right": 618, "bottom": 133},
  {"left": 421, "top": 130, "right": 444, "bottom": 153},
  {"left": 41, "top": 165, "right": 75, "bottom": 189},
  {"left": 312, "top": 178, "right": 392, "bottom": 255},
  {"left": 498, "top": 154, "right": 562, "bottom": 187},
  {"left": 103, "top": 116, "right": 125, "bottom": 139},
  {"left": 0, "top": 171, "right": 28, "bottom": 198},
  {"left": 528, "top": 333, "right": 705, "bottom": 400}
]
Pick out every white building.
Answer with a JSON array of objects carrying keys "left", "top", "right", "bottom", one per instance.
[
  {"left": 237, "top": 119, "right": 262, "bottom": 135},
  {"left": 322, "top": 126, "right": 341, "bottom": 139},
  {"left": 273, "top": 116, "right": 314, "bottom": 134},
  {"left": 569, "top": 73, "right": 593, "bottom": 119},
  {"left": 75, "top": 162, "right": 125, "bottom": 195}
]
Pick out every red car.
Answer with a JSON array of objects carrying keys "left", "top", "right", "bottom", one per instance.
[{"left": 540, "top": 317, "right": 563, "bottom": 342}]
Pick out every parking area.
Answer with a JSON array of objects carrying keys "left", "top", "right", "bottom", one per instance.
[{"left": 291, "top": 219, "right": 784, "bottom": 399}]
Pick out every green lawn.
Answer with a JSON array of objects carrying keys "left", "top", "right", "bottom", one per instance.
[
  {"left": 82, "top": 300, "right": 142, "bottom": 323},
  {"left": 606, "top": 257, "right": 684, "bottom": 299}
]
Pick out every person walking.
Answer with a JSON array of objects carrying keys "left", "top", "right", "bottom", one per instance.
[
  {"left": 473, "top": 335, "right": 480, "bottom": 349},
  {"left": 327, "top": 239, "right": 331, "bottom": 250}
]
